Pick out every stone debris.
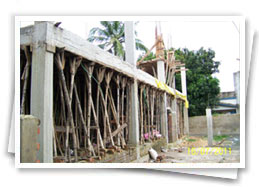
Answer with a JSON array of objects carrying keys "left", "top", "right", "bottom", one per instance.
[
  {"left": 161, "top": 148, "right": 168, "bottom": 153},
  {"left": 148, "top": 148, "right": 158, "bottom": 160}
]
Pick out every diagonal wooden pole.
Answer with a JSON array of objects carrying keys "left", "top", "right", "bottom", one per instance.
[
  {"left": 20, "top": 46, "right": 31, "bottom": 114},
  {"left": 55, "top": 52, "right": 78, "bottom": 162}
]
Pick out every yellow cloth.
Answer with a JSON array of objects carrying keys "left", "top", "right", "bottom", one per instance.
[
  {"left": 175, "top": 91, "right": 189, "bottom": 108},
  {"left": 155, "top": 78, "right": 189, "bottom": 108}
]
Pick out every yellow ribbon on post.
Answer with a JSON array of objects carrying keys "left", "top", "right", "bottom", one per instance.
[
  {"left": 175, "top": 91, "right": 189, "bottom": 108},
  {"left": 155, "top": 78, "right": 189, "bottom": 108}
]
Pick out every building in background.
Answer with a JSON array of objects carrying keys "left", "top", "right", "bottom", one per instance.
[
  {"left": 233, "top": 71, "right": 240, "bottom": 113},
  {"left": 213, "top": 71, "right": 240, "bottom": 114},
  {"left": 213, "top": 91, "right": 238, "bottom": 114}
]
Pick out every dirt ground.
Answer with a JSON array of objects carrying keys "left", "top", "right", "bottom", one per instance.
[{"left": 149, "top": 135, "right": 240, "bottom": 163}]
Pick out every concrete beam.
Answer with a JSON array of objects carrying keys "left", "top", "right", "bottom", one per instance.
[
  {"left": 27, "top": 21, "right": 186, "bottom": 98},
  {"left": 30, "top": 22, "right": 54, "bottom": 163},
  {"left": 20, "top": 25, "right": 34, "bottom": 46},
  {"left": 20, "top": 22, "right": 187, "bottom": 102}
]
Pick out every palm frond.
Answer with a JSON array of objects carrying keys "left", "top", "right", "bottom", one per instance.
[
  {"left": 100, "top": 21, "right": 109, "bottom": 28},
  {"left": 88, "top": 21, "right": 148, "bottom": 58},
  {"left": 88, "top": 27, "right": 99, "bottom": 36},
  {"left": 135, "top": 39, "right": 148, "bottom": 52}
]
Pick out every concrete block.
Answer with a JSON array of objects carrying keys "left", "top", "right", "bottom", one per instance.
[{"left": 20, "top": 115, "right": 40, "bottom": 163}]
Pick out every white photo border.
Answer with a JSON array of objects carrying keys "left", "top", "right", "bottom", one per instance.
[{"left": 15, "top": 16, "right": 245, "bottom": 168}]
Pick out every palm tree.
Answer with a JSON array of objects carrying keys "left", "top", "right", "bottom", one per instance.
[{"left": 87, "top": 21, "right": 147, "bottom": 60}]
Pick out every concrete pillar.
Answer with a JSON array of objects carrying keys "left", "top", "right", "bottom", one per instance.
[
  {"left": 234, "top": 71, "right": 240, "bottom": 113},
  {"left": 168, "top": 108, "right": 173, "bottom": 142},
  {"left": 157, "top": 60, "right": 168, "bottom": 143},
  {"left": 125, "top": 22, "right": 139, "bottom": 147},
  {"left": 171, "top": 77, "right": 178, "bottom": 142},
  {"left": 206, "top": 108, "right": 213, "bottom": 146},
  {"left": 181, "top": 66, "right": 189, "bottom": 135},
  {"left": 128, "top": 81, "right": 140, "bottom": 147},
  {"left": 30, "top": 22, "right": 55, "bottom": 163},
  {"left": 171, "top": 99, "right": 178, "bottom": 142},
  {"left": 20, "top": 115, "right": 40, "bottom": 163},
  {"left": 168, "top": 99, "right": 178, "bottom": 143}
]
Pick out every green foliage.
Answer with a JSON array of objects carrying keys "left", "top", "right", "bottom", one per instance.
[
  {"left": 137, "top": 51, "right": 156, "bottom": 62},
  {"left": 186, "top": 138, "right": 196, "bottom": 142},
  {"left": 138, "top": 47, "right": 221, "bottom": 116},
  {"left": 87, "top": 21, "right": 147, "bottom": 59},
  {"left": 174, "top": 48, "right": 220, "bottom": 116},
  {"left": 214, "top": 135, "right": 229, "bottom": 142}
]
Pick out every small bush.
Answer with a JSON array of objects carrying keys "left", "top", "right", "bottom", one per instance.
[
  {"left": 213, "top": 135, "right": 228, "bottom": 141},
  {"left": 187, "top": 138, "right": 196, "bottom": 142}
]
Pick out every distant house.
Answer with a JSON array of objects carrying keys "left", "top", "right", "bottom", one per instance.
[{"left": 213, "top": 91, "right": 238, "bottom": 114}]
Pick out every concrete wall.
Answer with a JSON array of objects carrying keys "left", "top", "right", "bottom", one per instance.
[
  {"left": 189, "top": 114, "right": 240, "bottom": 135},
  {"left": 97, "top": 138, "right": 167, "bottom": 163}
]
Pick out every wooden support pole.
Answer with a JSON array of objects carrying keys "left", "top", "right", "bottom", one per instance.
[
  {"left": 108, "top": 88, "right": 126, "bottom": 147},
  {"left": 103, "top": 123, "right": 128, "bottom": 143},
  {"left": 59, "top": 81, "right": 66, "bottom": 155},
  {"left": 114, "top": 74, "right": 121, "bottom": 146},
  {"left": 55, "top": 52, "right": 78, "bottom": 162},
  {"left": 20, "top": 46, "right": 31, "bottom": 114},
  {"left": 69, "top": 56, "right": 82, "bottom": 151},
  {"left": 83, "top": 80, "right": 87, "bottom": 148},
  {"left": 69, "top": 57, "right": 82, "bottom": 101},
  {"left": 146, "top": 86, "right": 151, "bottom": 141},
  {"left": 125, "top": 80, "right": 131, "bottom": 142},
  {"left": 156, "top": 91, "right": 161, "bottom": 133},
  {"left": 104, "top": 71, "right": 115, "bottom": 147},
  {"left": 84, "top": 63, "right": 96, "bottom": 156},
  {"left": 139, "top": 85, "right": 144, "bottom": 143},
  {"left": 74, "top": 96, "right": 80, "bottom": 149},
  {"left": 121, "top": 77, "right": 126, "bottom": 142},
  {"left": 143, "top": 85, "right": 147, "bottom": 134},
  {"left": 73, "top": 84, "right": 95, "bottom": 155},
  {"left": 150, "top": 89, "right": 155, "bottom": 138},
  {"left": 90, "top": 96, "right": 105, "bottom": 150},
  {"left": 96, "top": 67, "right": 106, "bottom": 154}
]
